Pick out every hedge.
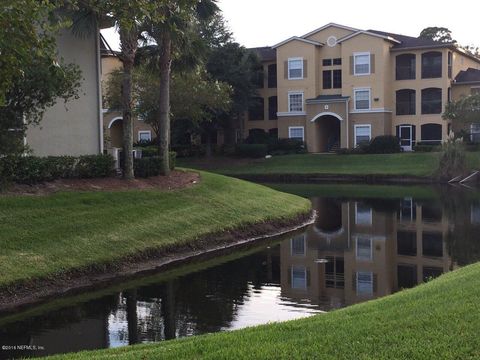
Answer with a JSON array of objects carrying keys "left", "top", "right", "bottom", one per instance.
[
  {"left": 0, "top": 154, "right": 115, "bottom": 185},
  {"left": 235, "top": 144, "right": 268, "bottom": 158},
  {"left": 134, "top": 152, "right": 176, "bottom": 178}
]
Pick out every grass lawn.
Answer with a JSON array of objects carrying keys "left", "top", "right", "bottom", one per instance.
[
  {"left": 178, "top": 152, "right": 480, "bottom": 177},
  {"left": 0, "top": 171, "right": 310, "bottom": 288},
  {"left": 48, "top": 261, "right": 480, "bottom": 360}
]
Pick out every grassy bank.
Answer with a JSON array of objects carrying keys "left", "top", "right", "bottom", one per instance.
[
  {"left": 48, "top": 262, "right": 480, "bottom": 360},
  {"left": 0, "top": 171, "right": 310, "bottom": 288},
  {"left": 178, "top": 152, "right": 480, "bottom": 177}
]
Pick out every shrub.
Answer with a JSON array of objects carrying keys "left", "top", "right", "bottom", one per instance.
[
  {"left": 139, "top": 146, "right": 159, "bottom": 158},
  {"left": 365, "top": 136, "right": 401, "bottom": 154},
  {"left": 437, "top": 136, "right": 467, "bottom": 180},
  {"left": 245, "top": 129, "right": 269, "bottom": 144},
  {"left": 269, "top": 139, "right": 306, "bottom": 154},
  {"left": 46, "top": 156, "right": 77, "bottom": 178},
  {"left": 133, "top": 152, "right": 176, "bottom": 178},
  {"left": 413, "top": 145, "right": 441, "bottom": 152},
  {"left": 76, "top": 155, "right": 115, "bottom": 179},
  {"left": 235, "top": 144, "right": 268, "bottom": 158}
]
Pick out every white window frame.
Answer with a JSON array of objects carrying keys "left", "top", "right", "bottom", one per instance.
[
  {"left": 288, "top": 57, "right": 304, "bottom": 80},
  {"left": 470, "top": 123, "right": 480, "bottom": 143},
  {"left": 355, "top": 236, "right": 373, "bottom": 261},
  {"left": 356, "top": 271, "right": 373, "bottom": 295},
  {"left": 288, "top": 91, "right": 304, "bottom": 113},
  {"left": 291, "top": 266, "right": 307, "bottom": 290},
  {"left": 290, "top": 234, "right": 306, "bottom": 256},
  {"left": 138, "top": 130, "right": 152, "bottom": 142},
  {"left": 355, "top": 202, "right": 373, "bottom": 225},
  {"left": 288, "top": 126, "right": 305, "bottom": 141},
  {"left": 354, "top": 124, "right": 372, "bottom": 147},
  {"left": 354, "top": 88, "right": 371, "bottom": 111},
  {"left": 354, "top": 52, "right": 371, "bottom": 76}
]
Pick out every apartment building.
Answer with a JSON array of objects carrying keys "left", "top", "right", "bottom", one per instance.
[{"left": 245, "top": 23, "right": 480, "bottom": 152}]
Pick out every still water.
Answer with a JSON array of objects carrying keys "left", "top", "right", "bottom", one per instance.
[{"left": 1, "top": 184, "right": 480, "bottom": 359}]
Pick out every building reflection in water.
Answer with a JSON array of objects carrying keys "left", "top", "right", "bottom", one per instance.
[{"left": 280, "top": 197, "right": 452, "bottom": 311}]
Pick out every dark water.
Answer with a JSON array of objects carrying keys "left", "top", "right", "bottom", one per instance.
[{"left": 1, "top": 184, "right": 480, "bottom": 359}]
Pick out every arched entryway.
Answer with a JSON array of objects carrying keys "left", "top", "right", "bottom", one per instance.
[
  {"left": 311, "top": 112, "right": 342, "bottom": 152},
  {"left": 108, "top": 117, "right": 123, "bottom": 148}
]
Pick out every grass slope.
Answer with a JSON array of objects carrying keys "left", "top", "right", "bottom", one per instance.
[
  {"left": 179, "top": 152, "right": 480, "bottom": 177},
  {"left": 0, "top": 171, "right": 310, "bottom": 287},
  {"left": 49, "top": 262, "right": 480, "bottom": 360}
]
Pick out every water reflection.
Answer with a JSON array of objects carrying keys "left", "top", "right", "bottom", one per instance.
[{"left": 1, "top": 188, "right": 480, "bottom": 359}]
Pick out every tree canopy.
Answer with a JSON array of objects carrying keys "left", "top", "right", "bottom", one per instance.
[
  {"left": 419, "top": 27, "right": 455, "bottom": 43},
  {"left": 443, "top": 94, "right": 480, "bottom": 124}
]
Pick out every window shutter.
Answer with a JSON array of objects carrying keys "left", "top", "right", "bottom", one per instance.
[
  {"left": 352, "top": 273, "right": 356, "bottom": 291},
  {"left": 412, "top": 125, "right": 417, "bottom": 142},
  {"left": 303, "top": 60, "right": 308, "bottom": 78},
  {"left": 284, "top": 61, "right": 288, "bottom": 79},
  {"left": 306, "top": 269, "right": 311, "bottom": 287},
  {"left": 287, "top": 267, "right": 291, "bottom": 285},
  {"left": 370, "top": 54, "right": 375, "bottom": 74},
  {"left": 396, "top": 125, "right": 400, "bottom": 138},
  {"left": 373, "top": 273, "right": 378, "bottom": 293},
  {"left": 349, "top": 56, "right": 354, "bottom": 75}
]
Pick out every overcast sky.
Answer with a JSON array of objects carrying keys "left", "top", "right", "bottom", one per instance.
[{"left": 102, "top": 0, "right": 479, "bottom": 50}]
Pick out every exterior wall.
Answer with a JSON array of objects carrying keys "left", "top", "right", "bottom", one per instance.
[
  {"left": 305, "top": 102, "right": 348, "bottom": 151},
  {"left": 26, "top": 29, "right": 102, "bottom": 156},
  {"left": 349, "top": 112, "right": 392, "bottom": 148}
]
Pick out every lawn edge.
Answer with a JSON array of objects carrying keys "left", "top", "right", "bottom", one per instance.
[{"left": 0, "top": 209, "right": 314, "bottom": 314}]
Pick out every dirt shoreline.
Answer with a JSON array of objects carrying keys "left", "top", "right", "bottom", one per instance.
[{"left": 0, "top": 210, "right": 315, "bottom": 314}]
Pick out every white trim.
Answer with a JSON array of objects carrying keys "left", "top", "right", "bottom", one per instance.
[
  {"left": 311, "top": 112, "right": 343, "bottom": 122},
  {"left": 138, "top": 130, "right": 152, "bottom": 142},
  {"left": 301, "top": 23, "right": 361, "bottom": 39},
  {"left": 273, "top": 36, "right": 323, "bottom": 49},
  {"left": 353, "top": 88, "right": 371, "bottom": 110},
  {"left": 356, "top": 271, "right": 374, "bottom": 295},
  {"left": 353, "top": 52, "right": 371, "bottom": 76},
  {"left": 350, "top": 108, "right": 392, "bottom": 114},
  {"left": 338, "top": 30, "right": 401, "bottom": 44},
  {"left": 399, "top": 125, "right": 413, "bottom": 151},
  {"left": 277, "top": 111, "right": 306, "bottom": 117},
  {"left": 108, "top": 116, "right": 123, "bottom": 129},
  {"left": 288, "top": 126, "right": 305, "bottom": 141},
  {"left": 287, "top": 58, "right": 304, "bottom": 80},
  {"left": 470, "top": 123, "right": 480, "bottom": 143},
  {"left": 354, "top": 124, "right": 372, "bottom": 147},
  {"left": 288, "top": 91, "right": 304, "bottom": 112}
]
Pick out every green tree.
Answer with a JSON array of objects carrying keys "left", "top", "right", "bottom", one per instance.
[
  {"left": 419, "top": 27, "right": 455, "bottom": 43},
  {"left": 443, "top": 94, "right": 480, "bottom": 125}
]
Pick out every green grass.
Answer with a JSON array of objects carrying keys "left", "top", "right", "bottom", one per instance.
[
  {"left": 0, "top": 171, "right": 310, "bottom": 287},
  {"left": 48, "top": 262, "right": 480, "bottom": 360},
  {"left": 178, "top": 152, "right": 480, "bottom": 177}
]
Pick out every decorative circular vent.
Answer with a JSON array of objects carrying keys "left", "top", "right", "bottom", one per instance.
[{"left": 327, "top": 36, "right": 337, "bottom": 47}]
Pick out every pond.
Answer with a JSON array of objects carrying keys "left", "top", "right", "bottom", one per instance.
[{"left": 1, "top": 183, "right": 480, "bottom": 359}]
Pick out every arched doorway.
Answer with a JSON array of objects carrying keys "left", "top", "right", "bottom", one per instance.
[
  {"left": 108, "top": 117, "right": 123, "bottom": 148},
  {"left": 311, "top": 113, "right": 342, "bottom": 152}
]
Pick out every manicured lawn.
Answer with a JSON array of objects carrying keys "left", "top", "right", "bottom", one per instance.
[
  {"left": 178, "top": 152, "right": 480, "bottom": 177},
  {"left": 48, "top": 262, "right": 480, "bottom": 360},
  {"left": 0, "top": 171, "right": 310, "bottom": 287}
]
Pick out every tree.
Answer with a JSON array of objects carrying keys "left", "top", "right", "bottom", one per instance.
[
  {"left": 0, "top": 0, "right": 83, "bottom": 156},
  {"left": 443, "top": 94, "right": 480, "bottom": 125},
  {"left": 419, "top": 27, "right": 456, "bottom": 43}
]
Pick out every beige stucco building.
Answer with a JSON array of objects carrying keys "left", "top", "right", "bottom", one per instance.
[{"left": 245, "top": 23, "right": 480, "bottom": 152}]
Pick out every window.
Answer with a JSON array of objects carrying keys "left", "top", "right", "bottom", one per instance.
[
  {"left": 354, "top": 52, "right": 370, "bottom": 75},
  {"left": 397, "top": 231, "right": 417, "bottom": 256},
  {"left": 421, "top": 88, "right": 442, "bottom": 114},
  {"left": 288, "top": 92, "right": 304, "bottom": 112},
  {"left": 397, "top": 264, "right": 417, "bottom": 289},
  {"left": 422, "top": 232, "right": 443, "bottom": 257},
  {"left": 448, "top": 52, "right": 453, "bottom": 78},
  {"left": 472, "top": 88, "right": 480, "bottom": 95},
  {"left": 325, "top": 256, "right": 345, "bottom": 289},
  {"left": 356, "top": 271, "right": 373, "bottom": 295},
  {"left": 354, "top": 89, "right": 371, "bottom": 110},
  {"left": 138, "top": 131, "right": 152, "bottom": 142},
  {"left": 323, "top": 70, "right": 332, "bottom": 89},
  {"left": 268, "top": 96, "right": 278, "bottom": 120},
  {"left": 396, "top": 54, "right": 416, "bottom": 80},
  {"left": 396, "top": 89, "right": 416, "bottom": 115},
  {"left": 355, "top": 202, "right": 372, "bottom": 225},
  {"left": 291, "top": 266, "right": 307, "bottom": 289},
  {"left": 288, "top": 58, "right": 303, "bottom": 79},
  {"left": 356, "top": 237, "right": 373, "bottom": 261},
  {"left": 422, "top": 51, "right": 442, "bottom": 79},
  {"left": 421, "top": 204, "right": 442, "bottom": 222},
  {"left": 333, "top": 58, "right": 342, "bottom": 65},
  {"left": 420, "top": 123, "right": 442, "bottom": 144},
  {"left": 248, "top": 97, "right": 264, "bottom": 120},
  {"left": 333, "top": 70, "right": 342, "bottom": 89},
  {"left": 471, "top": 123, "right": 480, "bottom": 143},
  {"left": 355, "top": 125, "right": 371, "bottom": 147},
  {"left": 323, "top": 59, "right": 332, "bottom": 66},
  {"left": 423, "top": 267, "right": 443, "bottom": 282},
  {"left": 291, "top": 235, "right": 306, "bottom": 256},
  {"left": 399, "top": 198, "right": 416, "bottom": 221},
  {"left": 254, "top": 65, "right": 264, "bottom": 88},
  {"left": 471, "top": 203, "right": 480, "bottom": 224},
  {"left": 268, "top": 64, "right": 277, "bottom": 88},
  {"left": 289, "top": 126, "right": 305, "bottom": 141}
]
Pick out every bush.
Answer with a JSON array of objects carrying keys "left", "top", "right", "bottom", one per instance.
[
  {"left": 413, "top": 145, "right": 441, "bottom": 152},
  {"left": 139, "top": 146, "right": 159, "bottom": 158},
  {"left": 235, "top": 144, "right": 268, "bottom": 158},
  {"left": 365, "top": 136, "right": 401, "bottom": 154},
  {"left": 269, "top": 139, "right": 306, "bottom": 154},
  {"left": 46, "top": 156, "right": 77, "bottom": 178},
  {"left": 133, "top": 152, "right": 176, "bottom": 178},
  {"left": 437, "top": 136, "right": 467, "bottom": 179},
  {"left": 76, "top": 155, "right": 115, "bottom": 179}
]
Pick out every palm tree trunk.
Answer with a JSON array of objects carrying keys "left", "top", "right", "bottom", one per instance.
[
  {"left": 157, "top": 32, "right": 172, "bottom": 176},
  {"left": 119, "top": 28, "right": 137, "bottom": 180}
]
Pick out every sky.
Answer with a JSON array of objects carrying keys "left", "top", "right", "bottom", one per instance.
[{"left": 102, "top": 0, "right": 479, "bottom": 50}]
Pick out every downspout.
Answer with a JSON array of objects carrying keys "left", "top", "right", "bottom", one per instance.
[{"left": 95, "top": 27, "right": 104, "bottom": 154}]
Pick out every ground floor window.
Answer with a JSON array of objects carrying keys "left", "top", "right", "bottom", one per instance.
[
  {"left": 138, "top": 130, "right": 152, "bottom": 142},
  {"left": 420, "top": 123, "right": 442, "bottom": 145},
  {"left": 356, "top": 271, "right": 373, "bottom": 295},
  {"left": 288, "top": 126, "right": 304, "bottom": 141},
  {"left": 291, "top": 266, "right": 307, "bottom": 289},
  {"left": 354, "top": 124, "right": 371, "bottom": 147},
  {"left": 471, "top": 123, "right": 480, "bottom": 143}
]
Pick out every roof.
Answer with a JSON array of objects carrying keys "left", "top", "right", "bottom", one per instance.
[
  {"left": 100, "top": 34, "right": 118, "bottom": 57},
  {"left": 272, "top": 36, "right": 323, "bottom": 49},
  {"left": 367, "top": 29, "right": 456, "bottom": 50},
  {"left": 301, "top": 23, "right": 360, "bottom": 39},
  {"left": 338, "top": 30, "right": 401, "bottom": 44},
  {"left": 454, "top": 68, "right": 480, "bottom": 84},
  {"left": 250, "top": 47, "right": 276, "bottom": 62}
]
